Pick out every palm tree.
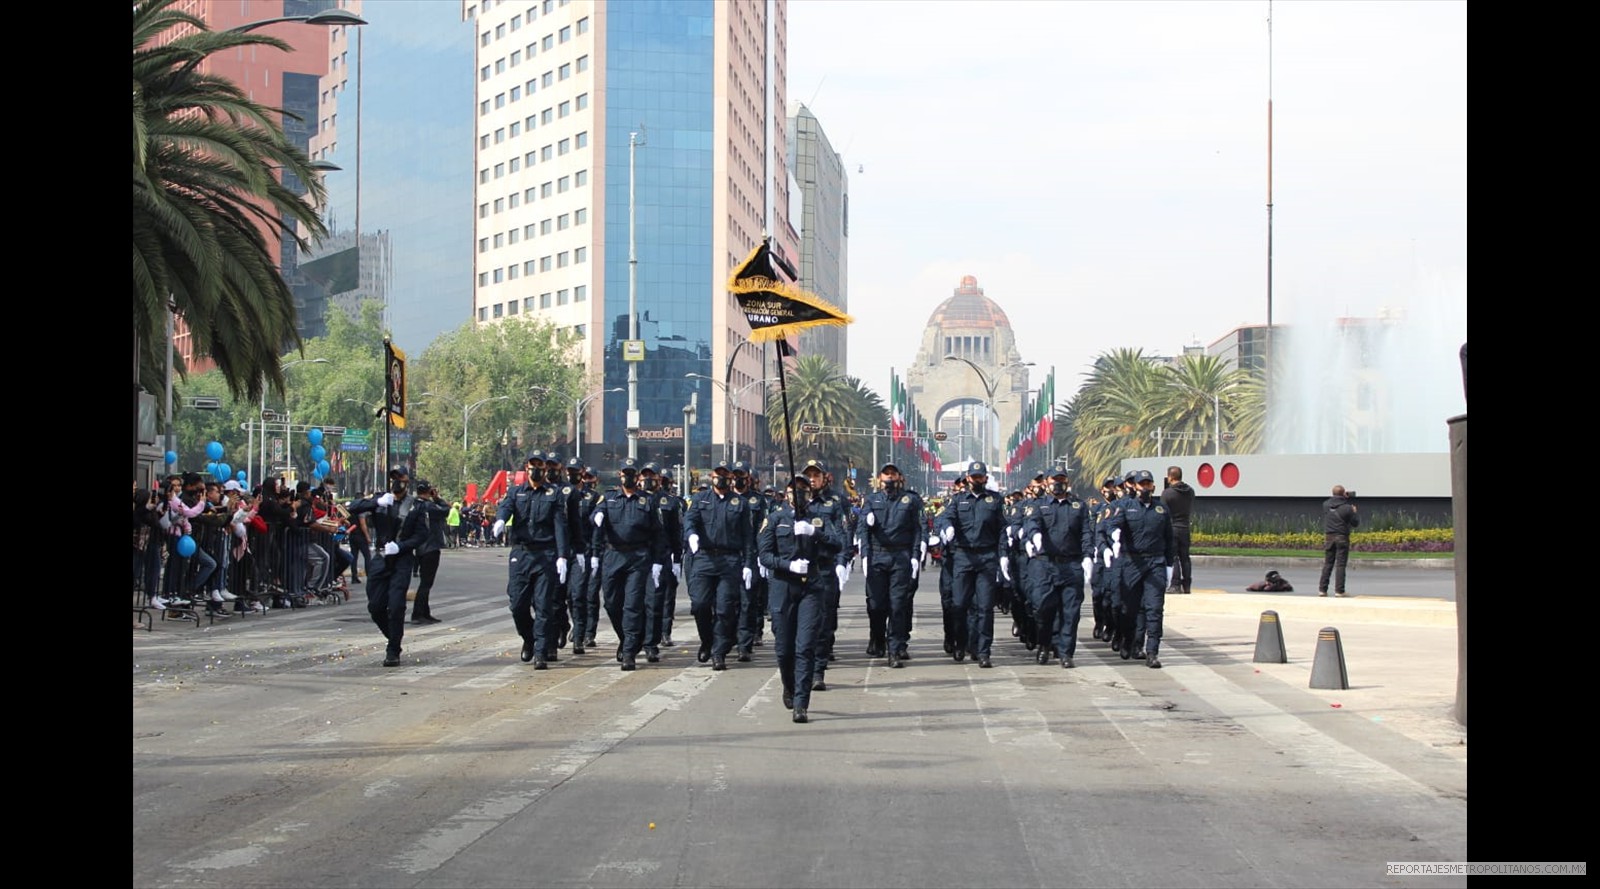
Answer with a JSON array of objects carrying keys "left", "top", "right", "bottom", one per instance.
[
  {"left": 133, "top": 0, "right": 328, "bottom": 404},
  {"left": 1070, "top": 348, "right": 1167, "bottom": 486},
  {"left": 767, "top": 354, "right": 878, "bottom": 473}
]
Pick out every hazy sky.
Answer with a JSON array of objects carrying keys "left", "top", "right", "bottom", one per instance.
[{"left": 786, "top": 0, "right": 1467, "bottom": 406}]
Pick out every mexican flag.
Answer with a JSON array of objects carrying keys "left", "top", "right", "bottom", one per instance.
[
  {"left": 1035, "top": 371, "right": 1055, "bottom": 448},
  {"left": 889, "top": 370, "right": 906, "bottom": 445}
]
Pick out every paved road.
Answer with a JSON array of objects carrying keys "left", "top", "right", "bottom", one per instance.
[
  {"left": 1188, "top": 557, "right": 1455, "bottom": 601},
  {"left": 133, "top": 548, "right": 1465, "bottom": 888}
]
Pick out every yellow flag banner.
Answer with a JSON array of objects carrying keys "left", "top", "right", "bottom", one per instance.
[
  {"left": 727, "top": 239, "right": 852, "bottom": 342},
  {"left": 385, "top": 339, "right": 407, "bottom": 430}
]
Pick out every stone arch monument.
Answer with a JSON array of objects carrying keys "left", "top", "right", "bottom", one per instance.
[{"left": 905, "top": 275, "right": 1031, "bottom": 475}]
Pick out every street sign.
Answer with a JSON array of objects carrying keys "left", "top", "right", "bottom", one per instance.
[
  {"left": 190, "top": 396, "right": 221, "bottom": 410},
  {"left": 799, "top": 423, "right": 821, "bottom": 435},
  {"left": 341, "top": 428, "right": 371, "bottom": 452},
  {"left": 271, "top": 438, "right": 285, "bottom": 463},
  {"left": 622, "top": 340, "right": 646, "bottom": 361},
  {"left": 261, "top": 409, "right": 279, "bottom": 422},
  {"left": 322, "top": 425, "right": 347, "bottom": 435},
  {"left": 1220, "top": 432, "right": 1237, "bottom": 443},
  {"left": 934, "top": 431, "right": 948, "bottom": 441}
]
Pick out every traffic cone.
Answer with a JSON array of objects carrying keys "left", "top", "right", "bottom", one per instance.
[
  {"left": 1310, "top": 626, "right": 1349, "bottom": 690},
  {"left": 1253, "top": 610, "right": 1287, "bottom": 664}
]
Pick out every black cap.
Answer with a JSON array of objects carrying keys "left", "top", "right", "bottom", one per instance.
[
  {"left": 712, "top": 460, "right": 731, "bottom": 473},
  {"left": 1048, "top": 467, "right": 1070, "bottom": 479},
  {"left": 641, "top": 461, "right": 661, "bottom": 474},
  {"left": 1032, "top": 471, "right": 1046, "bottom": 482},
  {"left": 966, "top": 461, "right": 989, "bottom": 477},
  {"left": 619, "top": 457, "right": 639, "bottom": 472},
  {"left": 803, "top": 458, "right": 829, "bottom": 475},
  {"left": 544, "top": 451, "right": 563, "bottom": 464},
  {"left": 566, "top": 457, "right": 584, "bottom": 469},
  {"left": 731, "top": 460, "right": 750, "bottom": 473},
  {"left": 879, "top": 461, "right": 901, "bottom": 473},
  {"left": 414, "top": 478, "right": 434, "bottom": 492},
  {"left": 388, "top": 466, "right": 410, "bottom": 479},
  {"left": 661, "top": 469, "right": 674, "bottom": 480},
  {"left": 1102, "top": 476, "right": 1119, "bottom": 489},
  {"left": 1123, "top": 471, "right": 1138, "bottom": 483},
  {"left": 1133, "top": 469, "right": 1155, "bottom": 483}
]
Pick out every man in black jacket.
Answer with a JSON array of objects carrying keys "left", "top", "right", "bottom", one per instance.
[
  {"left": 1161, "top": 466, "right": 1195, "bottom": 594},
  {"left": 1318, "top": 485, "right": 1360, "bottom": 597}
]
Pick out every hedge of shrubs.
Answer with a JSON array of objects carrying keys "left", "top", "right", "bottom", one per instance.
[{"left": 1192, "top": 528, "right": 1454, "bottom": 553}]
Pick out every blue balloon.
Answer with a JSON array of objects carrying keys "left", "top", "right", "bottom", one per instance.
[
  {"left": 216, "top": 463, "right": 231, "bottom": 482},
  {"left": 206, "top": 462, "right": 219, "bottom": 478},
  {"left": 176, "top": 535, "right": 197, "bottom": 558},
  {"left": 164, "top": 450, "right": 178, "bottom": 465},
  {"left": 206, "top": 441, "right": 224, "bottom": 461},
  {"left": 317, "top": 459, "right": 331, "bottom": 476},
  {"left": 308, "top": 427, "right": 324, "bottom": 446},
  {"left": 310, "top": 445, "right": 327, "bottom": 463},
  {"left": 237, "top": 469, "right": 247, "bottom": 481}
]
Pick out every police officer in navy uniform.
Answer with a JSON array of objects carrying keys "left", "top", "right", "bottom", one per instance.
[
  {"left": 1101, "top": 471, "right": 1137, "bottom": 656},
  {"left": 493, "top": 454, "right": 570, "bottom": 669},
  {"left": 730, "top": 461, "right": 768, "bottom": 658},
  {"left": 656, "top": 469, "right": 685, "bottom": 648},
  {"left": 1022, "top": 466, "right": 1095, "bottom": 667},
  {"left": 580, "top": 464, "right": 605, "bottom": 650},
  {"left": 639, "top": 462, "right": 680, "bottom": 663},
  {"left": 348, "top": 467, "right": 431, "bottom": 667},
  {"left": 541, "top": 451, "right": 575, "bottom": 660},
  {"left": 1107, "top": 469, "right": 1175, "bottom": 668},
  {"left": 758, "top": 476, "right": 842, "bottom": 723},
  {"left": 683, "top": 460, "right": 757, "bottom": 670},
  {"left": 1090, "top": 476, "right": 1121, "bottom": 643},
  {"left": 800, "top": 459, "right": 850, "bottom": 690},
  {"left": 564, "top": 457, "right": 598, "bottom": 655},
  {"left": 592, "top": 458, "right": 667, "bottom": 671},
  {"left": 937, "top": 461, "right": 1009, "bottom": 667},
  {"left": 858, "top": 461, "right": 925, "bottom": 667},
  {"left": 932, "top": 475, "right": 968, "bottom": 654}
]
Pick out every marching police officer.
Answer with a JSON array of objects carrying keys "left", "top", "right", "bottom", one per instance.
[
  {"left": 933, "top": 476, "right": 968, "bottom": 655},
  {"left": 858, "top": 461, "right": 925, "bottom": 667},
  {"left": 1107, "top": 469, "right": 1175, "bottom": 668},
  {"left": 348, "top": 467, "right": 433, "bottom": 667},
  {"left": 639, "top": 462, "right": 680, "bottom": 663},
  {"left": 683, "top": 461, "right": 757, "bottom": 670},
  {"left": 758, "top": 476, "right": 843, "bottom": 723},
  {"left": 800, "top": 459, "right": 850, "bottom": 690},
  {"left": 564, "top": 457, "right": 598, "bottom": 655},
  {"left": 493, "top": 454, "right": 570, "bottom": 669},
  {"left": 541, "top": 451, "right": 575, "bottom": 660},
  {"left": 657, "top": 469, "right": 685, "bottom": 649},
  {"left": 1022, "top": 466, "right": 1094, "bottom": 667},
  {"left": 937, "top": 461, "right": 1008, "bottom": 667},
  {"left": 730, "top": 461, "right": 768, "bottom": 658},
  {"left": 592, "top": 458, "right": 667, "bottom": 671},
  {"left": 1090, "top": 476, "right": 1121, "bottom": 643},
  {"left": 580, "top": 465, "right": 605, "bottom": 651}
]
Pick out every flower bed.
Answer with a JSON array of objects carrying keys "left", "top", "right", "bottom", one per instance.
[{"left": 1192, "top": 528, "right": 1453, "bottom": 553}]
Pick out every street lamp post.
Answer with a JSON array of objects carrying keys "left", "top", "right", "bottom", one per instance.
[
  {"left": 943, "top": 356, "right": 1032, "bottom": 472},
  {"left": 626, "top": 131, "right": 644, "bottom": 459},
  {"left": 258, "top": 357, "right": 328, "bottom": 482},
  {"left": 574, "top": 387, "right": 624, "bottom": 463}
]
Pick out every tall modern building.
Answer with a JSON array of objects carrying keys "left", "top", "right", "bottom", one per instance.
[
  {"left": 787, "top": 102, "right": 848, "bottom": 372},
  {"left": 466, "top": 0, "right": 796, "bottom": 471}
]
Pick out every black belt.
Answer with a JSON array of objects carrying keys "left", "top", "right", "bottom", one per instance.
[{"left": 703, "top": 546, "right": 743, "bottom": 555}]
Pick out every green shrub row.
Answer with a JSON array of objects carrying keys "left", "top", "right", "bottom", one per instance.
[{"left": 1192, "top": 527, "right": 1454, "bottom": 553}]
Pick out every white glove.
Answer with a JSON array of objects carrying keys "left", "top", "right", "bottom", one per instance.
[
  {"left": 1082, "top": 557, "right": 1094, "bottom": 582},
  {"left": 557, "top": 557, "right": 568, "bottom": 584},
  {"left": 1111, "top": 542, "right": 1121, "bottom": 561},
  {"left": 589, "top": 556, "right": 599, "bottom": 572},
  {"left": 910, "top": 557, "right": 920, "bottom": 580},
  {"left": 788, "top": 558, "right": 810, "bottom": 574},
  {"left": 836, "top": 565, "right": 849, "bottom": 587},
  {"left": 1005, "top": 526, "right": 1014, "bottom": 542},
  {"left": 1166, "top": 566, "right": 1175, "bottom": 588},
  {"left": 376, "top": 492, "right": 396, "bottom": 507},
  {"left": 1111, "top": 528, "right": 1121, "bottom": 546},
  {"left": 793, "top": 520, "right": 815, "bottom": 537},
  {"left": 928, "top": 534, "right": 940, "bottom": 548},
  {"left": 492, "top": 519, "right": 506, "bottom": 538},
  {"left": 688, "top": 533, "right": 700, "bottom": 554},
  {"left": 1025, "top": 541, "right": 1036, "bottom": 558},
  {"left": 940, "top": 526, "right": 955, "bottom": 544},
  {"left": 865, "top": 512, "right": 876, "bottom": 527},
  {"left": 671, "top": 560, "right": 681, "bottom": 579},
  {"left": 1102, "top": 549, "right": 1113, "bottom": 569},
  {"left": 383, "top": 541, "right": 400, "bottom": 556},
  {"left": 592, "top": 509, "right": 606, "bottom": 528},
  {"left": 1000, "top": 556, "right": 1011, "bottom": 582},
  {"left": 760, "top": 565, "right": 770, "bottom": 579},
  {"left": 1032, "top": 532, "right": 1043, "bottom": 552},
  {"left": 743, "top": 567, "right": 753, "bottom": 589},
  {"left": 651, "top": 563, "right": 663, "bottom": 585}
]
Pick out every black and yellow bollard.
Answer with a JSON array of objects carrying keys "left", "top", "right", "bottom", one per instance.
[
  {"left": 1310, "top": 626, "right": 1349, "bottom": 690},
  {"left": 1253, "top": 611, "right": 1287, "bottom": 663}
]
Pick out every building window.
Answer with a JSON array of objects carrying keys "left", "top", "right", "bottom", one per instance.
[
  {"left": 560, "top": 25, "right": 571, "bottom": 43},
  {"left": 558, "top": 175, "right": 570, "bottom": 193},
  {"left": 479, "top": 168, "right": 490, "bottom": 184},
  {"left": 480, "top": 100, "right": 490, "bottom": 116},
  {"left": 542, "top": 34, "right": 554, "bottom": 52},
  {"left": 575, "top": 207, "right": 587, "bottom": 225},
  {"left": 481, "top": 31, "right": 491, "bottom": 47},
  {"left": 493, "top": 268, "right": 504, "bottom": 283},
  {"left": 576, "top": 92, "right": 588, "bottom": 111},
  {"left": 511, "top": 49, "right": 521, "bottom": 66},
  {"left": 559, "top": 100, "right": 570, "bottom": 118},
  {"left": 493, "top": 197, "right": 504, "bottom": 213},
  {"left": 494, "top": 162, "right": 505, "bottom": 178},
  {"left": 575, "top": 323, "right": 587, "bottom": 338},
  {"left": 478, "top": 272, "right": 489, "bottom": 286},
  {"left": 559, "top": 63, "right": 571, "bottom": 81},
  {"left": 557, "top": 288, "right": 569, "bottom": 305},
  {"left": 574, "top": 246, "right": 587, "bottom": 264},
  {"left": 544, "top": 0, "right": 554, "bottom": 12},
  {"left": 558, "top": 138, "right": 570, "bottom": 156},
  {"left": 493, "top": 302, "right": 503, "bottom": 318},
  {"left": 495, "top": 58, "right": 506, "bottom": 74},
  {"left": 540, "top": 219, "right": 552, "bottom": 235},
  {"left": 510, "top": 85, "right": 522, "bottom": 102},
  {"left": 524, "top": 259, "right": 536, "bottom": 275},
  {"left": 542, "top": 71, "right": 553, "bottom": 88},
  {"left": 507, "top": 299, "right": 519, "bottom": 314},
  {"left": 557, "top": 251, "right": 569, "bottom": 268},
  {"left": 509, "top": 228, "right": 520, "bottom": 244},
  {"left": 480, "top": 65, "right": 491, "bottom": 82},
  {"left": 525, "top": 224, "right": 537, "bottom": 239},
  {"left": 480, "top": 135, "right": 490, "bottom": 149},
  {"left": 510, "top": 121, "right": 521, "bottom": 137},
  {"left": 525, "top": 149, "right": 537, "bottom": 166},
  {"left": 479, "top": 306, "right": 489, "bottom": 321},
  {"left": 540, "top": 256, "right": 552, "bottom": 272},
  {"left": 524, "top": 187, "right": 536, "bottom": 203},
  {"left": 575, "top": 169, "right": 588, "bottom": 186},
  {"left": 508, "top": 264, "right": 519, "bottom": 280},
  {"left": 479, "top": 203, "right": 489, "bottom": 218},
  {"left": 495, "top": 23, "right": 506, "bottom": 39},
  {"left": 575, "top": 131, "right": 588, "bottom": 149},
  {"left": 509, "top": 156, "right": 521, "bottom": 172},
  {"left": 526, "top": 42, "right": 536, "bottom": 58},
  {"left": 541, "top": 145, "right": 553, "bottom": 161},
  {"left": 577, "top": 54, "right": 589, "bottom": 73},
  {"left": 493, "top": 232, "right": 504, "bottom": 248},
  {"left": 508, "top": 193, "right": 520, "bottom": 208},
  {"left": 540, "top": 292, "right": 552, "bottom": 308},
  {"left": 526, "top": 78, "right": 537, "bottom": 96},
  {"left": 495, "top": 92, "right": 506, "bottom": 108},
  {"left": 577, "top": 16, "right": 589, "bottom": 34},
  {"left": 494, "top": 127, "right": 505, "bottom": 143},
  {"left": 557, "top": 213, "right": 569, "bottom": 230},
  {"left": 478, "top": 237, "right": 488, "bottom": 253},
  {"left": 524, "top": 296, "right": 535, "bottom": 312},
  {"left": 574, "top": 285, "right": 587, "bottom": 302},
  {"left": 511, "top": 13, "right": 522, "bottom": 30},
  {"left": 541, "top": 182, "right": 553, "bottom": 198}
]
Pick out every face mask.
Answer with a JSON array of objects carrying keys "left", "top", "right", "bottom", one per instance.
[
  {"left": 711, "top": 474, "right": 731, "bottom": 490},
  {"left": 525, "top": 466, "right": 545, "bottom": 484},
  {"left": 1048, "top": 481, "right": 1068, "bottom": 497},
  {"left": 391, "top": 480, "right": 409, "bottom": 496},
  {"left": 790, "top": 485, "right": 811, "bottom": 507},
  {"left": 883, "top": 478, "right": 903, "bottom": 496},
  {"left": 621, "top": 472, "right": 639, "bottom": 490},
  {"left": 1137, "top": 486, "right": 1153, "bottom": 502},
  {"left": 568, "top": 469, "right": 582, "bottom": 485},
  {"left": 642, "top": 476, "right": 659, "bottom": 492},
  {"left": 732, "top": 475, "right": 748, "bottom": 492}
]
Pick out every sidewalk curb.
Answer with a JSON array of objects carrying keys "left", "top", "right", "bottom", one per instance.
[{"left": 1172, "top": 589, "right": 1457, "bottom": 628}]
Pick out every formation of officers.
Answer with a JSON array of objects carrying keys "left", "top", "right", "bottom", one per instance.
[{"left": 487, "top": 451, "right": 1175, "bottom": 724}]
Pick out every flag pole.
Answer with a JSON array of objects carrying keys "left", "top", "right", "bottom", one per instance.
[{"left": 776, "top": 338, "right": 797, "bottom": 486}]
